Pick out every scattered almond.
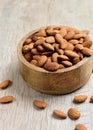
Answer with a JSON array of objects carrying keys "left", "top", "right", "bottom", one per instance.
[
  {"left": 75, "top": 124, "right": 87, "bottom": 130},
  {"left": 0, "top": 80, "right": 12, "bottom": 89},
  {"left": 33, "top": 100, "right": 47, "bottom": 109},
  {"left": 53, "top": 109, "right": 67, "bottom": 119},
  {"left": 73, "top": 95, "right": 88, "bottom": 103},
  {"left": 68, "top": 108, "right": 80, "bottom": 120},
  {"left": 0, "top": 96, "right": 14, "bottom": 103}
]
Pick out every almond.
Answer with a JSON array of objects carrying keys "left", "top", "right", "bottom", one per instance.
[
  {"left": 52, "top": 53, "right": 58, "bottom": 62},
  {"left": 25, "top": 38, "right": 32, "bottom": 45},
  {"left": 36, "top": 29, "right": 46, "bottom": 37},
  {"left": 53, "top": 109, "right": 67, "bottom": 119},
  {"left": 78, "top": 52, "right": 84, "bottom": 60},
  {"left": 61, "top": 60, "right": 73, "bottom": 67},
  {"left": 0, "top": 96, "right": 14, "bottom": 103},
  {"left": 60, "top": 39, "right": 68, "bottom": 49},
  {"left": 31, "top": 48, "right": 40, "bottom": 55},
  {"left": 82, "top": 47, "right": 93, "bottom": 56},
  {"left": 44, "top": 59, "right": 59, "bottom": 71},
  {"left": 64, "top": 50, "right": 79, "bottom": 58},
  {"left": 82, "top": 29, "right": 90, "bottom": 34},
  {"left": 68, "top": 108, "right": 80, "bottom": 120},
  {"left": 58, "top": 55, "right": 69, "bottom": 60},
  {"left": 37, "top": 55, "right": 47, "bottom": 67},
  {"left": 74, "top": 33, "right": 86, "bottom": 39},
  {"left": 90, "top": 95, "right": 93, "bottom": 103},
  {"left": 54, "top": 44, "right": 64, "bottom": 55},
  {"left": 55, "top": 33, "right": 63, "bottom": 44},
  {"left": 75, "top": 124, "right": 87, "bottom": 130},
  {"left": 33, "top": 100, "right": 47, "bottom": 109},
  {"left": 34, "top": 38, "right": 45, "bottom": 46},
  {"left": 82, "top": 40, "right": 92, "bottom": 48},
  {"left": 46, "top": 29, "right": 59, "bottom": 35},
  {"left": 30, "top": 60, "right": 38, "bottom": 66},
  {"left": 59, "top": 27, "right": 67, "bottom": 37},
  {"left": 65, "top": 42, "right": 74, "bottom": 51},
  {"left": 69, "top": 39, "right": 79, "bottom": 45},
  {"left": 59, "top": 64, "right": 65, "bottom": 69},
  {"left": 33, "top": 55, "right": 41, "bottom": 60},
  {"left": 43, "top": 42, "right": 54, "bottom": 51},
  {"left": 75, "top": 44, "right": 83, "bottom": 51},
  {"left": 42, "top": 51, "right": 53, "bottom": 56},
  {"left": 0, "top": 80, "right": 12, "bottom": 89},
  {"left": 73, "top": 95, "right": 88, "bottom": 103},
  {"left": 65, "top": 30, "right": 75, "bottom": 40},
  {"left": 72, "top": 57, "right": 80, "bottom": 64},
  {"left": 37, "top": 45, "right": 45, "bottom": 52},
  {"left": 24, "top": 52, "right": 32, "bottom": 62},
  {"left": 45, "top": 36, "right": 55, "bottom": 43}
]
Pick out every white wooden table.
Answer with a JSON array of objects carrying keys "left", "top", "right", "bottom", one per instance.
[{"left": 0, "top": 0, "right": 93, "bottom": 130}]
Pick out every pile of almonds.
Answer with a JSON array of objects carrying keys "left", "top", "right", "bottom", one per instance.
[
  {"left": 22, "top": 26, "right": 93, "bottom": 71},
  {"left": 33, "top": 95, "right": 93, "bottom": 130}
]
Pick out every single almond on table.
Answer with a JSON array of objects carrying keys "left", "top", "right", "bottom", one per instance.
[
  {"left": 0, "top": 80, "right": 12, "bottom": 89},
  {"left": 90, "top": 95, "right": 93, "bottom": 103},
  {"left": 75, "top": 124, "right": 87, "bottom": 130},
  {"left": 68, "top": 108, "right": 80, "bottom": 120},
  {"left": 53, "top": 109, "right": 67, "bottom": 119},
  {"left": 73, "top": 95, "right": 88, "bottom": 103},
  {"left": 0, "top": 96, "right": 14, "bottom": 103},
  {"left": 33, "top": 100, "right": 48, "bottom": 109}
]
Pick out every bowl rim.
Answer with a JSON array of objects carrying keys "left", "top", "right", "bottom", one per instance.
[{"left": 17, "top": 26, "right": 92, "bottom": 74}]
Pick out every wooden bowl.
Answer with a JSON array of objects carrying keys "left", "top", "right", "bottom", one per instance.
[{"left": 17, "top": 28, "right": 93, "bottom": 94}]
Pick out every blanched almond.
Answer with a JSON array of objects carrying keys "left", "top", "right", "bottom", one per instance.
[
  {"left": 53, "top": 109, "right": 67, "bottom": 119},
  {"left": 33, "top": 100, "right": 48, "bottom": 109},
  {"left": 0, "top": 96, "right": 14, "bottom": 103},
  {"left": 0, "top": 80, "right": 12, "bottom": 89}
]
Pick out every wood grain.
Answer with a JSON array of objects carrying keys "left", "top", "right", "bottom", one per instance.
[{"left": 0, "top": 0, "right": 93, "bottom": 130}]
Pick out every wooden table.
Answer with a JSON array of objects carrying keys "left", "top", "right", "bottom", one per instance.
[{"left": 0, "top": 0, "right": 93, "bottom": 129}]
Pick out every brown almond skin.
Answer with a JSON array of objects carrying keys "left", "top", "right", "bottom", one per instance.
[
  {"left": 75, "top": 44, "right": 84, "bottom": 51},
  {"left": 64, "top": 50, "right": 79, "bottom": 58},
  {"left": 72, "top": 57, "right": 80, "bottom": 64},
  {"left": 69, "top": 39, "right": 79, "bottom": 45},
  {"left": 44, "top": 61, "right": 59, "bottom": 71},
  {"left": 65, "top": 30, "right": 75, "bottom": 40},
  {"left": 37, "top": 55, "right": 47, "bottom": 67},
  {"left": 53, "top": 109, "right": 67, "bottom": 119},
  {"left": 0, "top": 96, "right": 14, "bottom": 103},
  {"left": 90, "top": 95, "right": 93, "bottom": 103},
  {"left": 37, "top": 45, "right": 45, "bottom": 52},
  {"left": 65, "top": 42, "right": 74, "bottom": 51},
  {"left": 59, "top": 27, "right": 67, "bottom": 37},
  {"left": 34, "top": 38, "right": 45, "bottom": 46},
  {"left": 33, "top": 100, "right": 47, "bottom": 109},
  {"left": 58, "top": 55, "right": 69, "bottom": 60},
  {"left": 24, "top": 52, "right": 32, "bottom": 62},
  {"left": 82, "top": 47, "right": 93, "bottom": 56},
  {"left": 25, "top": 38, "right": 32, "bottom": 45},
  {"left": 52, "top": 53, "right": 58, "bottom": 62},
  {"left": 61, "top": 61, "right": 73, "bottom": 67},
  {"left": 30, "top": 60, "right": 38, "bottom": 66},
  {"left": 36, "top": 29, "right": 46, "bottom": 37},
  {"left": 73, "top": 95, "right": 88, "bottom": 103},
  {"left": 75, "top": 124, "right": 87, "bottom": 130},
  {"left": 45, "top": 36, "right": 55, "bottom": 43},
  {"left": 68, "top": 108, "right": 80, "bottom": 120},
  {"left": 82, "top": 40, "right": 92, "bottom": 48},
  {"left": 0, "top": 80, "right": 12, "bottom": 89},
  {"left": 31, "top": 48, "right": 40, "bottom": 55},
  {"left": 43, "top": 42, "right": 54, "bottom": 51}
]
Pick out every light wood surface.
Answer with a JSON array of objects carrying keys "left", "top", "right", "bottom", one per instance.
[{"left": 0, "top": 0, "right": 93, "bottom": 130}]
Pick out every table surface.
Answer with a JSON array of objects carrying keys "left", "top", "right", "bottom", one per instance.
[{"left": 0, "top": 0, "right": 93, "bottom": 130}]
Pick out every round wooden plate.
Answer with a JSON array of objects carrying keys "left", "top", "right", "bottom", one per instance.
[{"left": 17, "top": 27, "right": 93, "bottom": 94}]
